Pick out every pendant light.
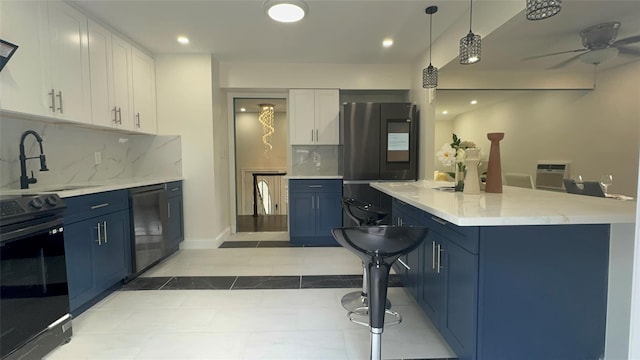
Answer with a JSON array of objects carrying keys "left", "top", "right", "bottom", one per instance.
[
  {"left": 526, "top": 0, "right": 562, "bottom": 20},
  {"left": 459, "top": 0, "right": 481, "bottom": 64},
  {"left": 422, "top": 6, "right": 438, "bottom": 89}
]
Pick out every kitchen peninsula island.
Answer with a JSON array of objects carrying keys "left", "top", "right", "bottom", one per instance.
[{"left": 371, "top": 180, "right": 636, "bottom": 360}]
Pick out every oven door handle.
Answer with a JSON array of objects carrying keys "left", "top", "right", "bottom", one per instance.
[{"left": 0, "top": 218, "right": 63, "bottom": 244}]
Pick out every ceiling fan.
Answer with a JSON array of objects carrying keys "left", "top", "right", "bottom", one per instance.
[{"left": 524, "top": 22, "right": 640, "bottom": 68}]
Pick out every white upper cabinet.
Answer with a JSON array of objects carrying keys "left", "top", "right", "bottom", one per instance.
[
  {"left": 0, "top": 1, "right": 51, "bottom": 117},
  {"left": 131, "top": 48, "right": 157, "bottom": 134},
  {"left": 289, "top": 89, "right": 339, "bottom": 145},
  {"left": 88, "top": 19, "right": 134, "bottom": 130},
  {"left": 0, "top": 1, "right": 91, "bottom": 123},
  {"left": 47, "top": 1, "right": 92, "bottom": 123}
]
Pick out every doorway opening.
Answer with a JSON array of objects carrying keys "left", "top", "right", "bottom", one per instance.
[{"left": 233, "top": 98, "right": 288, "bottom": 232}]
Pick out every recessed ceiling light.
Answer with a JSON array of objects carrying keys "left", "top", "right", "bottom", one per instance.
[
  {"left": 442, "top": 110, "right": 448, "bottom": 115},
  {"left": 265, "top": 1, "right": 308, "bottom": 23},
  {"left": 240, "top": 108, "right": 246, "bottom": 112},
  {"left": 470, "top": 100, "right": 478, "bottom": 105},
  {"left": 177, "top": 36, "right": 189, "bottom": 45},
  {"left": 382, "top": 38, "right": 394, "bottom": 48}
]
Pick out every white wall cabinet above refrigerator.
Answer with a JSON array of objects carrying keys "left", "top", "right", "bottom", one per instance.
[
  {"left": 0, "top": 0, "right": 92, "bottom": 124},
  {"left": 289, "top": 89, "right": 339, "bottom": 145},
  {"left": 88, "top": 19, "right": 134, "bottom": 131}
]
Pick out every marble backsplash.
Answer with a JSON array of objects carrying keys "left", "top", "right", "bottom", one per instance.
[
  {"left": 291, "top": 145, "right": 341, "bottom": 176},
  {"left": 0, "top": 115, "right": 182, "bottom": 189}
]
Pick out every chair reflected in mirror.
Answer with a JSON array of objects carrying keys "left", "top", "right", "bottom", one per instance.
[{"left": 504, "top": 173, "right": 535, "bottom": 189}]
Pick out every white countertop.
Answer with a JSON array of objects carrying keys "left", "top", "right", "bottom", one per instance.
[
  {"left": 371, "top": 180, "right": 636, "bottom": 226},
  {"left": 287, "top": 175, "right": 343, "bottom": 179},
  {"left": 0, "top": 176, "right": 183, "bottom": 198}
]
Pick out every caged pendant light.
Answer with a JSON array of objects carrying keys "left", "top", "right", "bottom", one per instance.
[
  {"left": 422, "top": 6, "right": 438, "bottom": 88},
  {"left": 526, "top": 0, "right": 562, "bottom": 20},
  {"left": 459, "top": 0, "right": 481, "bottom": 64}
]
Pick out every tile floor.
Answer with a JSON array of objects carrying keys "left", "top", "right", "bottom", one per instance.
[{"left": 45, "top": 232, "right": 456, "bottom": 360}]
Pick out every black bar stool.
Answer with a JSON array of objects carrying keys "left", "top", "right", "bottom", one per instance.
[
  {"left": 332, "top": 226, "right": 428, "bottom": 360},
  {"left": 340, "top": 198, "right": 390, "bottom": 315}
]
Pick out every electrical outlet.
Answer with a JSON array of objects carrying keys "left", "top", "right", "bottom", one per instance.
[{"left": 94, "top": 151, "right": 102, "bottom": 165}]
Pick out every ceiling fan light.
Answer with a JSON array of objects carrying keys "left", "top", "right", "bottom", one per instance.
[
  {"left": 526, "top": 0, "right": 562, "bottom": 21},
  {"left": 423, "top": 64, "right": 438, "bottom": 88},
  {"left": 460, "top": 32, "right": 481, "bottom": 64}
]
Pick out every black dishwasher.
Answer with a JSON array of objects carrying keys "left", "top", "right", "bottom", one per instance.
[{"left": 127, "top": 185, "right": 170, "bottom": 280}]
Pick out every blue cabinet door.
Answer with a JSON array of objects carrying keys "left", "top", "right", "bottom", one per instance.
[
  {"left": 64, "top": 219, "right": 99, "bottom": 312},
  {"left": 316, "top": 192, "right": 342, "bottom": 238},
  {"left": 440, "top": 239, "right": 478, "bottom": 360},
  {"left": 167, "top": 195, "right": 183, "bottom": 250},
  {"left": 421, "top": 231, "right": 443, "bottom": 326},
  {"left": 94, "top": 210, "right": 129, "bottom": 291},
  {"left": 289, "top": 192, "right": 315, "bottom": 238}
]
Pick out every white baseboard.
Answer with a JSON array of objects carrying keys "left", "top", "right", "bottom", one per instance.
[{"left": 180, "top": 227, "right": 230, "bottom": 249}]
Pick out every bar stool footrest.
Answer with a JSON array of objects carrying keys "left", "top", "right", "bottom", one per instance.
[{"left": 347, "top": 308, "right": 403, "bottom": 328}]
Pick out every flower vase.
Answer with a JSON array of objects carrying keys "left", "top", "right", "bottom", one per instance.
[
  {"left": 454, "top": 161, "right": 466, "bottom": 192},
  {"left": 485, "top": 133, "right": 504, "bottom": 193},
  {"left": 463, "top": 148, "right": 481, "bottom": 195}
]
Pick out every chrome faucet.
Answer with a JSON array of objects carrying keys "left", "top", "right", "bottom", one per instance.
[{"left": 19, "top": 130, "right": 49, "bottom": 189}]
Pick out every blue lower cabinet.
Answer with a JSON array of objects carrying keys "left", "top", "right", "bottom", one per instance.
[
  {"left": 64, "top": 190, "right": 131, "bottom": 315},
  {"left": 166, "top": 181, "right": 184, "bottom": 250},
  {"left": 396, "top": 201, "right": 609, "bottom": 360},
  {"left": 289, "top": 179, "right": 342, "bottom": 246},
  {"left": 439, "top": 238, "right": 478, "bottom": 360}
]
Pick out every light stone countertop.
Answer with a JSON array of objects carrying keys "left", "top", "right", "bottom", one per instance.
[
  {"left": 371, "top": 180, "right": 636, "bottom": 226},
  {"left": 0, "top": 176, "right": 183, "bottom": 198}
]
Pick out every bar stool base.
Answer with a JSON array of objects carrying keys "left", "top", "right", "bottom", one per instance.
[{"left": 341, "top": 291, "right": 392, "bottom": 314}]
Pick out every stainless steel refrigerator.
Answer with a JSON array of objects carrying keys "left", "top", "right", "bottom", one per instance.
[{"left": 341, "top": 102, "right": 419, "bottom": 225}]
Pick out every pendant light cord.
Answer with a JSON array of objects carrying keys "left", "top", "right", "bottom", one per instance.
[
  {"left": 429, "top": 13, "right": 433, "bottom": 64},
  {"left": 469, "top": 0, "right": 473, "bottom": 32}
]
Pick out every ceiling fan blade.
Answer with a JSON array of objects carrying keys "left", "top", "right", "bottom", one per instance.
[
  {"left": 613, "top": 35, "right": 640, "bottom": 47},
  {"left": 547, "top": 53, "right": 584, "bottom": 69},
  {"left": 522, "top": 48, "right": 587, "bottom": 61},
  {"left": 617, "top": 46, "right": 640, "bottom": 57}
]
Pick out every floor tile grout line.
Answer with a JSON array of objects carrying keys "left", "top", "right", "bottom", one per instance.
[
  {"left": 156, "top": 276, "right": 175, "bottom": 290},
  {"left": 229, "top": 275, "right": 239, "bottom": 290}
]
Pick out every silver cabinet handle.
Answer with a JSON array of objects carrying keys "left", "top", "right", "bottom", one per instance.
[
  {"left": 397, "top": 258, "right": 410, "bottom": 270},
  {"left": 311, "top": 130, "right": 314, "bottom": 142},
  {"left": 431, "top": 216, "right": 447, "bottom": 225},
  {"left": 48, "top": 89, "right": 56, "bottom": 112},
  {"left": 90, "top": 203, "right": 109, "bottom": 210},
  {"left": 168, "top": 203, "right": 171, "bottom": 218},
  {"left": 315, "top": 129, "right": 318, "bottom": 142},
  {"left": 136, "top": 112, "right": 141, "bottom": 127},
  {"left": 308, "top": 185, "right": 323, "bottom": 188},
  {"left": 311, "top": 196, "right": 314, "bottom": 209},
  {"left": 117, "top": 107, "right": 122, "bottom": 124},
  {"left": 103, "top": 221, "right": 108, "bottom": 243},
  {"left": 112, "top": 107, "right": 118, "bottom": 123},
  {"left": 170, "top": 187, "right": 180, "bottom": 192},
  {"left": 96, "top": 222, "right": 102, "bottom": 245},
  {"left": 56, "top": 91, "right": 63, "bottom": 113},
  {"left": 436, "top": 243, "right": 442, "bottom": 274},
  {"left": 432, "top": 241, "right": 436, "bottom": 270},
  {"left": 317, "top": 195, "right": 320, "bottom": 209}
]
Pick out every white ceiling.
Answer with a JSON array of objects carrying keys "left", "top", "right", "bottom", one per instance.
[{"left": 70, "top": 0, "right": 640, "bottom": 119}]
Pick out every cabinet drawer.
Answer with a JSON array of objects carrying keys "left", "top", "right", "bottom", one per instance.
[
  {"left": 166, "top": 181, "right": 182, "bottom": 197},
  {"left": 426, "top": 214, "right": 479, "bottom": 254},
  {"left": 289, "top": 179, "right": 342, "bottom": 193},
  {"left": 64, "top": 189, "right": 129, "bottom": 224}
]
